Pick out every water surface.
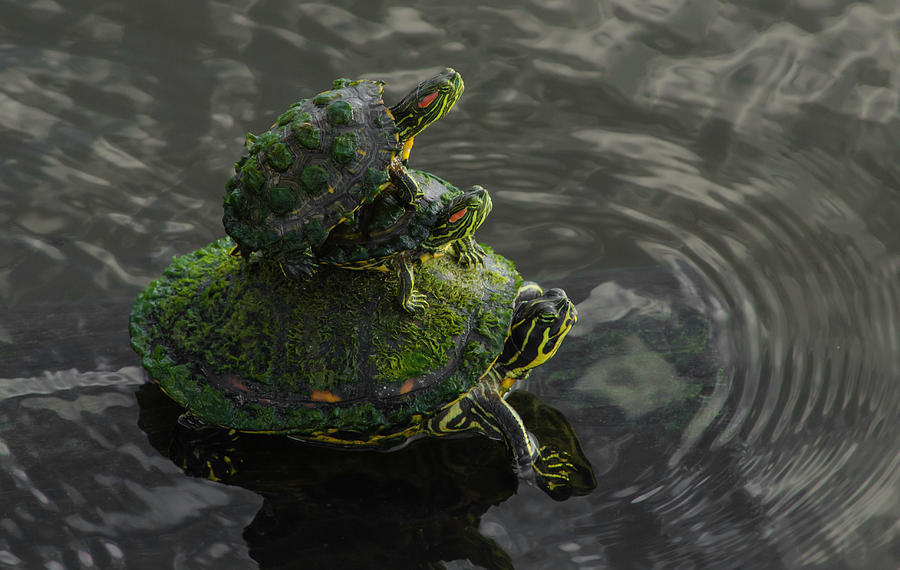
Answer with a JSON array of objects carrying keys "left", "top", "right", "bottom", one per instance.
[{"left": 2, "top": 1, "right": 900, "bottom": 568}]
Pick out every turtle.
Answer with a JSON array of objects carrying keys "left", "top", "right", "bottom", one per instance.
[
  {"left": 129, "top": 238, "right": 583, "bottom": 498},
  {"left": 222, "top": 68, "right": 465, "bottom": 280},
  {"left": 306, "top": 169, "right": 492, "bottom": 312}
]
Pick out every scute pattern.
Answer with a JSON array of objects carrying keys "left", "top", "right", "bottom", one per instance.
[{"left": 223, "top": 79, "right": 399, "bottom": 260}]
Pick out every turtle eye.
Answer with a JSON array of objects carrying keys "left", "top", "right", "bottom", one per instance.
[
  {"left": 417, "top": 92, "right": 439, "bottom": 108},
  {"left": 448, "top": 208, "right": 467, "bottom": 223},
  {"left": 537, "top": 310, "right": 558, "bottom": 324}
]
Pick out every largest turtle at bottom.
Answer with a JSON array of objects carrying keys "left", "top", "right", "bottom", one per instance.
[{"left": 129, "top": 239, "right": 587, "bottom": 498}]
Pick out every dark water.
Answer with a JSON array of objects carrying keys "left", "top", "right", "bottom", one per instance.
[{"left": 3, "top": 0, "right": 900, "bottom": 568}]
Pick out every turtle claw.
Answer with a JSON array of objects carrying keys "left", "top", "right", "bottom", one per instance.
[
  {"left": 403, "top": 291, "right": 430, "bottom": 313},
  {"left": 452, "top": 239, "right": 486, "bottom": 268},
  {"left": 456, "top": 249, "right": 486, "bottom": 269},
  {"left": 533, "top": 446, "right": 578, "bottom": 501}
]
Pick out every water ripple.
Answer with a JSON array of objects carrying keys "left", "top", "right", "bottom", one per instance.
[{"left": 3, "top": 0, "right": 900, "bottom": 567}]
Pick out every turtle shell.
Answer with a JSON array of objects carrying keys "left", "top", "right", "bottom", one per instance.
[
  {"left": 129, "top": 238, "right": 523, "bottom": 436},
  {"left": 222, "top": 79, "right": 397, "bottom": 257}
]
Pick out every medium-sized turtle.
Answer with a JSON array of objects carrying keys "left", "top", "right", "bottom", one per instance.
[
  {"left": 315, "top": 170, "right": 492, "bottom": 312},
  {"left": 223, "top": 68, "right": 464, "bottom": 279},
  {"left": 129, "top": 239, "right": 584, "bottom": 498}
]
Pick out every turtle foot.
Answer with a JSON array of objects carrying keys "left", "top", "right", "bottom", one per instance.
[
  {"left": 452, "top": 241, "right": 486, "bottom": 269},
  {"left": 532, "top": 447, "right": 579, "bottom": 501},
  {"left": 388, "top": 155, "right": 423, "bottom": 206},
  {"left": 278, "top": 251, "right": 318, "bottom": 281},
  {"left": 402, "top": 290, "right": 430, "bottom": 313}
]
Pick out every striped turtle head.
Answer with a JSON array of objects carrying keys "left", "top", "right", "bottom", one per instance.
[
  {"left": 389, "top": 68, "right": 464, "bottom": 142},
  {"left": 494, "top": 284, "right": 577, "bottom": 380},
  {"left": 422, "top": 185, "right": 492, "bottom": 250}
]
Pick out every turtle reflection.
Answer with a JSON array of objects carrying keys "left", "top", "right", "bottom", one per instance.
[{"left": 136, "top": 384, "right": 595, "bottom": 570}]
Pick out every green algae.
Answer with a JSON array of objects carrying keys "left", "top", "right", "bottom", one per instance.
[
  {"left": 302, "top": 216, "right": 328, "bottom": 245},
  {"left": 266, "top": 142, "right": 293, "bottom": 172},
  {"left": 130, "top": 238, "right": 521, "bottom": 434},
  {"left": 277, "top": 107, "right": 311, "bottom": 127},
  {"left": 330, "top": 132, "right": 359, "bottom": 165},
  {"left": 362, "top": 167, "right": 389, "bottom": 201},
  {"left": 370, "top": 301, "right": 466, "bottom": 382},
  {"left": 247, "top": 130, "right": 280, "bottom": 155},
  {"left": 291, "top": 121, "right": 321, "bottom": 150},
  {"left": 327, "top": 100, "right": 353, "bottom": 125},
  {"left": 239, "top": 156, "right": 265, "bottom": 193},
  {"left": 313, "top": 90, "right": 341, "bottom": 105},
  {"left": 300, "top": 165, "right": 329, "bottom": 195},
  {"left": 267, "top": 187, "right": 295, "bottom": 215}
]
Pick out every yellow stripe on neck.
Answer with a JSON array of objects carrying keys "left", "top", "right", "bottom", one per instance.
[{"left": 401, "top": 137, "right": 415, "bottom": 162}]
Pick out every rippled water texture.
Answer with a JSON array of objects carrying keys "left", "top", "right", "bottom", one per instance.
[{"left": 3, "top": 1, "right": 900, "bottom": 568}]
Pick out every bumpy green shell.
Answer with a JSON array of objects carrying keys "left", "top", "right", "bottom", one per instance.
[
  {"left": 316, "top": 169, "right": 465, "bottom": 265},
  {"left": 222, "top": 79, "right": 397, "bottom": 257},
  {"left": 129, "top": 239, "right": 522, "bottom": 434}
]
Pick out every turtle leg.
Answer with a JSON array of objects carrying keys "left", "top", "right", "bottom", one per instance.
[
  {"left": 392, "top": 254, "right": 428, "bottom": 313},
  {"left": 450, "top": 235, "right": 487, "bottom": 268},
  {"left": 424, "top": 376, "right": 580, "bottom": 499},
  {"left": 424, "top": 380, "right": 537, "bottom": 469},
  {"left": 388, "top": 155, "right": 423, "bottom": 208},
  {"left": 229, "top": 243, "right": 255, "bottom": 259},
  {"left": 278, "top": 247, "right": 318, "bottom": 280},
  {"left": 469, "top": 385, "right": 581, "bottom": 500}
]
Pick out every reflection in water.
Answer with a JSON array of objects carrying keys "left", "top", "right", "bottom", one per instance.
[
  {"left": 136, "top": 384, "right": 595, "bottom": 569},
  {"left": 2, "top": 0, "right": 900, "bottom": 567}
]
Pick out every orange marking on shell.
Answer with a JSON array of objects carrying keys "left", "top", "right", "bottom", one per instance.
[
  {"left": 310, "top": 390, "right": 342, "bottom": 403},
  {"left": 448, "top": 208, "right": 467, "bottom": 223},
  {"left": 399, "top": 379, "right": 415, "bottom": 394},
  {"left": 417, "top": 92, "right": 439, "bottom": 108}
]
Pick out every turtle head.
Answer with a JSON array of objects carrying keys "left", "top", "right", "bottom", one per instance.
[
  {"left": 494, "top": 284, "right": 577, "bottom": 380},
  {"left": 422, "top": 185, "right": 492, "bottom": 250},
  {"left": 390, "top": 68, "right": 464, "bottom": 142}
]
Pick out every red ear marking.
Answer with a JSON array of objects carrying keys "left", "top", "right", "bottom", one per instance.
[
  {"left": 448, "top": 208, "right": 467, "bottom": 223},
  {"left": 417, "top": 92, "right": 439, "bottom": 108}
]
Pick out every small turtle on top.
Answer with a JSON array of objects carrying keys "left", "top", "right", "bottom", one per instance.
[
  {"left": 315, "top": 170, "right": 492, "bottom": 312},
  {"left": 223, "top": 68, "right": 464, "bottom": 281}
]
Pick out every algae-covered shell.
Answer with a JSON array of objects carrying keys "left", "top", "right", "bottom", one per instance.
[
  {"left": 129, "top": 238, "right": 522, "bottom": 435},
  {"left": 222, "top": 79, "right": 396, "bottom": 258}
]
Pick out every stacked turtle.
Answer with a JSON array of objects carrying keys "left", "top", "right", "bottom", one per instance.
[
  {"left": 222, "top": 68, "right": 489, "bottom": 313},
  {"left": 130, "top": 69, "right": 594, "bottom": 499}
]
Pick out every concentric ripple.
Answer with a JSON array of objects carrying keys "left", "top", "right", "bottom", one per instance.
[
  {"left": 599, "top": 131, "right": 900, "bottom": 566},
  {"left": 3, "top": 0, "right": 900, "bottom": 568},
  {"left": 473, "top": 2, "right": 900, "bottom": 567}
]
